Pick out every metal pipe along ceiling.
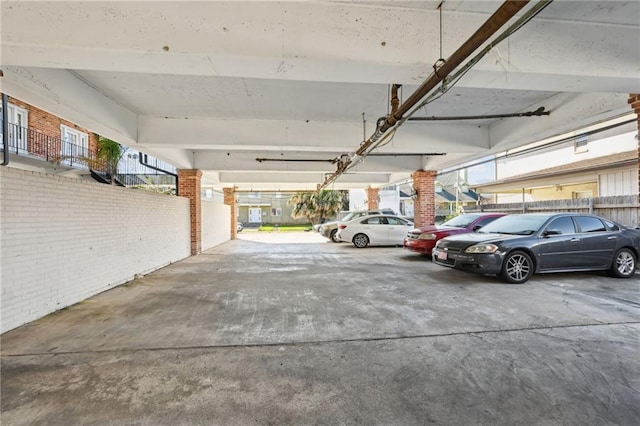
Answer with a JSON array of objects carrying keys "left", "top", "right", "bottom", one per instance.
[
  {"left": 320, "top": 0, "right": 532, "bottom": 189},
  {"left": 407, "top": 106, "right": 550, "bottom": 121}
]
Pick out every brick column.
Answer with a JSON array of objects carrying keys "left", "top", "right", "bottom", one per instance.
[
  {"left": 223, "top": 187, "right": 237, "bottom": 240},
  {"left": 366, "top": 186, "right": 379, "bottom": 210},
  {"left": 628, "top": 94, "right": 640, "bottom": 200},
  {"left": 178, "top": 169, "right": 202, "bottom": 255},
  {"left": 412, "top": 170, "right": 437, "bottom": 228}
]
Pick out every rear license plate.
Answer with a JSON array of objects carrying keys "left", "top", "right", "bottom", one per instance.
[{"left": 437, "top": 251, "right": 448, "bottom": 261}]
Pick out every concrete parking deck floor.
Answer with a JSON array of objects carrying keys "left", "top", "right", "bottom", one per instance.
[{"left": 2, "top": 231, "right": 640, "bottom": 425}]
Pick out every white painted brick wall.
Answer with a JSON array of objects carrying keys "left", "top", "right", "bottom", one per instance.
[
  {"left": 0, "top": 167, "right": 191, "bottom": 333},
  {"left": 201, "top": 200, "right": 231, "bottom": 251}
]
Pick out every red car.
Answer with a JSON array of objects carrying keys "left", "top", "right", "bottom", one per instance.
[{"left": 403, "top": 213, "right": 506, "bottom": 255}]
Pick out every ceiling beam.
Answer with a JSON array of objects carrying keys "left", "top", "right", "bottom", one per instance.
[
  {"left": 192, "top": 151, "right": 426, "bottom": 172},
  {"left": 489, "top": 92, "right": 633, "bottom": 151},
  {"left": 2, "top": 66, "right": 138, "bottom": 145},
  {"left": 139, "top": 116, "right": 490, "bottom": 153},
  {"left": 3, "top": 2, "right": 638, "bottom": 91}
]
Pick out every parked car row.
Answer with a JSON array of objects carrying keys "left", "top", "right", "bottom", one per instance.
[{"left": 316, "top": 210, "right": 639, "bottom": 285}]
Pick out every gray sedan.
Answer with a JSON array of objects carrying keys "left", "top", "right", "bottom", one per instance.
[{"left": 432, "top": 213, "right": 640, "bottom": 284}]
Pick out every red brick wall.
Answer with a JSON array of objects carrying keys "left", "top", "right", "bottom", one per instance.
[
  {"left": 628, "top": 94, "right": 640, "bottom": 201},
  {"left": 5, "top": 95, "right": 98, "bottom": 159},
  {"left": 412, "top": 170, "right": 437, "bottom": 227},
  {"left": 366, "top": 187, "right": 379, "bottom": 210},
  {"left": 178, "top": 169, "right": 203, "bottom": 255},
  {"left": 223, "top": 187, "right": 237, "bottom": 240}
]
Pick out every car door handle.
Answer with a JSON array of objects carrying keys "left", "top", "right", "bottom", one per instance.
[
  {"left": 607, "top": 236, "right": 616, "bottom": 240},
  {"left": 570, "top": 238, "right": 580, "bottom": 242}
]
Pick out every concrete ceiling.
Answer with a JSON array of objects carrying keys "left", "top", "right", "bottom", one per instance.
[{"left": 2, "top": 1, "right": 639, "bottom": 190}]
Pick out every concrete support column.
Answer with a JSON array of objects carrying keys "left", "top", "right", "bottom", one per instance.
[
  {"left": 223, "top": 187, "right": 238, "bottom": 240},
  {"left": 628, "top": 94, "right": 640, "bottom": 199},
  {"left": 366, "top": 186, "right": 379, "bottom": 210},
  {"left": 412, "top": 170, "right": 437, "bottom": 227},
  {"left": 178, "top": 169, "right": 202, "bottom": 255}
]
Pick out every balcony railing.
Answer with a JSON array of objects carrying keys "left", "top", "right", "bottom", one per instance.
[
  {"left": 1, "top": 121, "right": 99, "bottom": 169},
  {"left": 1, "top": 120, "right": 177, "bottom": 193}
]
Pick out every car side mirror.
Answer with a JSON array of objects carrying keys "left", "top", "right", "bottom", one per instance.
[
  {"left": 472, "top": 225, "right": 483, "bottom": 232},
  {"left": 543, "top": 229, "right": 561, "bottom": 236}
]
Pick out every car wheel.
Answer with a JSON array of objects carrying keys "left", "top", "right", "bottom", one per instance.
[
  {"left": 500, "top": 251, "right": 533, "bottom": 284},
  {"left": 608, "top": 248, "right": 637, "bottom": 278},
  {"left": 330, "top": 229, "right": 341, "bottom": 243},
  {"left": 353, "top": 233, "right": 369, "bottom": 248}
]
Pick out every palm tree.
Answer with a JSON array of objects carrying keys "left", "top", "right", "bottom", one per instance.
[
  {"left": 289, "top": 190, "right": 343, "bottom": 224},
  {"left": 314, "top": 190, "right": 344, "bottom": 224},
  {"left": 289, "top": 192, "right": 315, "bottom": 224}
]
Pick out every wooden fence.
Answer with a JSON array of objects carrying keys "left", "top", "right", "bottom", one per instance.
[{"left": 466, "top": 195, "right": 640, "bottom": 227}]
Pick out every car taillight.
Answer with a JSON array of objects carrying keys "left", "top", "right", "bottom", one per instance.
[{"left": 339, "top": 224, "right": 347, "bottom": 229}]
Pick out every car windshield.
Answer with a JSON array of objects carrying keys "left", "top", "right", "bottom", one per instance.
[
  {"left": 341, "top": 212, "right": 356, "bottom": 222},
  {"left": 341, "top": 211, "right": 369, "bottom": 222},
  {"left": 442, "top": 214, "right": 482, "bottom": 228},
  {"left": 478, "top": 215, "right": 548, "bottom": 235}
]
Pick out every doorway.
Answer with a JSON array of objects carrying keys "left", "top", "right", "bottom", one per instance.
[
  {"left": 248, "top": 207, "right": 262, "bottom": 223},
  {"left": 0, "top": 103, "right": 29, "bottom": 154}
]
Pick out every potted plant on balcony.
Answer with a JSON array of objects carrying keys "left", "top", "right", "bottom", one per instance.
[
  {"left": 96, "top": 136, "right": 125, "bottom": 185},
  {"left": 81, "top": 136, "right": 126, "bottom": 185}
]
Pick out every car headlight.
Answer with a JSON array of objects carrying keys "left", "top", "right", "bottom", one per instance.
[
  {"left": 418, "top": 233, "right": 437, "bottom": 240},
  {"left": 465, "top": 244, "right": 499, "bottom": 253}
]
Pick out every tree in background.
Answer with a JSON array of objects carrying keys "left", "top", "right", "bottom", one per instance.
[
  {"left": 340, "top": 190, "right": 350, "bottom": 211},
  {"left": 315, "top": 190, "right": 344, "bottom": 223},
  {"left": 289, "top": 190, "right": 343, "bottom": 224}
]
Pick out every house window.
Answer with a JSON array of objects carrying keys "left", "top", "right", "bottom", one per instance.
[
  {"left": 0, "top": 103, "right": 29, "bottom": 153},
  {"left": 271, "top": 207, "right": 282, "bottom": 217},
  {"left": 574, "top": 135, "right": 588, "bottom": 153},
  {"left": 60, "top": 124, "right": 89, "bottom": 167}
]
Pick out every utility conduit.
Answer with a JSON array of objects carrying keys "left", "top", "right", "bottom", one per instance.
[{"left": 320, "top": 0, "right": 531, "bottom": 189}]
